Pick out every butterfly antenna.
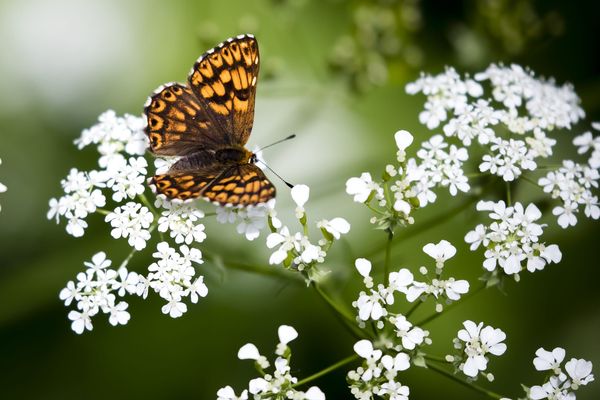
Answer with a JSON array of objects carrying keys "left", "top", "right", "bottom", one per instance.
[
  {"left": 256, "top": 134, "right": 296, "bottom": 153},
  {"left": 257, "top": 160, "right": 294, "bottom": 188}
]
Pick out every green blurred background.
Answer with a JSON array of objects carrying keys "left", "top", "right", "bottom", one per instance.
[{"left": 1, "top": 0, "right": 599, "bottom": 398}]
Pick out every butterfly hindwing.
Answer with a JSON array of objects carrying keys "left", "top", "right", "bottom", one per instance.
[
  {"left": 202, "top": 164, "right": 276, "bottom": 206},
  {"left": 144, "top": 83, "right": 230, "bottom": 155},
  {"left": 188, "top": 34, "right": 259, "bottom": 147}
]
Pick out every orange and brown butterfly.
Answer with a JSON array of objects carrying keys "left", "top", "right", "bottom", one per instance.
[{"left": 143, "top": 34, "right": 276, "bottom": 207}]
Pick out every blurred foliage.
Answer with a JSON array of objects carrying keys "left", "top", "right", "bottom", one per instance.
[{"left": 0, "top": 0, "right": 599, "bottom": 399}]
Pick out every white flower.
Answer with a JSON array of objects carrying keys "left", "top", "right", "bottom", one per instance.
[
  {"left": 238, "top": 343, "right": 261, "bottom": 360},
  {"left": 529, "top": 375, "right": 572, "bottom": 400},
  {"left": 534, "top": 347, "right": 566, "bottom": 373},
  {"left": 422, "top": 240, "right": 456, "bottom": 268},
  {"left": 391, "top": 315, "right": 426, "bottom": 350},
  {"left": 304, "top": 386, "right": 326, "bottom": 400},
  {"left": 353, "top": 340, "right": 384, "bottom": 381},
  {"left": 456, "top": 320, "right": 507, "bottom": 378},
  {"left": 68, "top": 310, "right": 93, "bottom": 334},
  {"left": 354, "top": 290, "right": 386, "bottom": 321},
  {"left": 108, "top": 301, "right": 130, "bottom": 326},
  {"left": 355, "top": 258, "right": 372, "bottom": 278},
  {"left": 346, "top": 172, "right": 383, "bottom": 203},
  {"left": 291, "top": 184, "right": 310, "bottom": 218},
  {"left": 266, "top": 226, "right": 296, "bottom": 265},
  {"left": 565, "top": 358, "right": 594, "bottom": 387},
  {"left": 216, "top": 386, "right": 248, "bottom": 400},
  {"left": 278, "top": 325, "right": 298, "bottom": 345},
  {"left": 317, "top": 217, "right": 350, "bottom": 239}
]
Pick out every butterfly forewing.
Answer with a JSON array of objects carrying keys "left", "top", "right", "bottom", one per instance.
[
  {"left": 145, "top": 83, "right": 230, "bottom": 155},
  {"left": 188, "top": 34, "right": 259, "bottom": 146}
]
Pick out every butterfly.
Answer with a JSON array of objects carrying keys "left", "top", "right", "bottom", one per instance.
[{"left": 144, "top": 34, "right": 275, "bottom": 207}]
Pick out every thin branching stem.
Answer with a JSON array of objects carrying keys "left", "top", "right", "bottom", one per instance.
[
  {"left": 311, "top": 282, "right": 365, "bottom": 340},
  {"left": 383, "top": 230, "right": 393, "bottom": 286},
  {"left": 292, "top": 354, "right": 360, "bottom": 388}
]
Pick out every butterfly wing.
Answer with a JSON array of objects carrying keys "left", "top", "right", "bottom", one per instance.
[
  {"left": 202, "top": 164, "right": 275, "bottom": 206},
  {"left": 188, "top": 34, "right": 259, "bottom": 147},
  {"left": 144, "top": 83, "right": 229, "bottom": 155},
  {"left": 153, "top": 163, "right": 275, "bottom": 206}
]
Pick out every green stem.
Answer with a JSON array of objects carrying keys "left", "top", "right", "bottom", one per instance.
[
  {"left": 520, "top": 174, "right": 539, "bottom": 186},
  {"left": 383, "top": 230, "right": 393, "bottom": 286},
  {"left": 425, "top": 361, "right": 505, "bottom": 399},
  {"left": 423, "top": 354, "right": 449, "bottom": 363},
  {"left": 416, "top": 283, "right": 486, "bottom": 326},
  {"left": 311, "top": 282, "right": 365, "bottom": 340},
  {"left": 292, "top": 354, "right": 360, "bottom": 388},
  {"left": 118, "top": 247, "right": 138, "bottom": 269},
  {"left": 138, "top": 192, "right": 158, "bottom": 215},
  {"left": 505, "top": 181, "right": 512, "bottom": 206},
  {"left": 96, "top": 208, "right": 111, "bottom": 216},
  {"left": 365, "top": 202, "right": 385, "bottom": 215},
  {"left": 404, "top": 300, "right": 422, "bottom": 319},
  {"left": 203, "top": 252, "right": 302, "bottom": 281}
]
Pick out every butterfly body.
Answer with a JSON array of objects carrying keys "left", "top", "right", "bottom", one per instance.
[{"left": 144, "top": 34, "right": 276, "bottom": 207}]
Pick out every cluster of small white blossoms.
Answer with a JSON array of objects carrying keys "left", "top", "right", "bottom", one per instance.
[
  {"left": 406, "top": 64, "right": 586, "bottom": 182},
  {"left": 51, "top": 111, "right": 212, "bottom": 332},
  {"left": 217, "top": 325, "right": 326, "bottom": 400},
  {"left": 346, "top": 130, "right": 470, "bottom": 229},
  {"left": 447, "top": 320, "right": 507, "bottom": 379},
  {"left": 59, "top": 243, "right": 208, "bottom": 334},
  {"left": 537, "top": 123, "right": 600, "bottom": 229},
  {"left": 266, "top": 184, "right": 350, "bottom": 278},
  {"left": 528, "top": 347, "right": 594, "bottom": 400},
  {"left": 353, "top": 240, "right": 469, "bottom": 325},
  {"left": 465, "top": 200, "right": 562, "bottom": 278},
  {"left": 47, "top": 110, "right": 149, "bottom": 238},
  {"left": 0, "top": 158, "right": 6, "bottom": 212},
  {"left": 348, "top": 241, "right": 472, "bottom": 399}
]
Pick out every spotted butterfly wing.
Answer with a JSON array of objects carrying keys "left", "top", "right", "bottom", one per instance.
[
  {"left": 145, "top": 83, "right": 227, "bottom": 155},
  {"left": 151, "top": 152, "right": 275, "bottom": 205},
  {"left": 188, "top": 34, "right": 259, "bottom": 146}
]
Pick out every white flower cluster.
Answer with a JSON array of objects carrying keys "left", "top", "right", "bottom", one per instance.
[
  {"left": 48, "top": 110, "right": 149, "bottom": 238},
  {"left": 216, "top": 199, "right": 275, "bottom": 241},
  {"left": 141, "top": 241, "right": 207, "bottom": 318},
  {"left": 348, "top": 244, "right": 474, "bottom": 399},
  {"left": 538, "top": 160, "right": 599, "bottom": 229},
  {"left": 348, "top": 339, "right": 411, "bottom": 400},
  {"left": 449, "top": 320, "right": 507, "bottom": 379},
  {"left": 217, "top": 325, "right": 326, "bottom": 400},
  {"left": 353, "top": 241, "right": 469, "bottom": 325},
  {"left": 156, "top": 199, "right": 207, "bottom": 244},
  {"left": 529, "top": 347, "right": 594, "bottom": 400},
  {"left": 60, "top": 242, "right": 208, "bottom": 333},
  {"left": 465, "top": 200, "right": 562, "bottom": 277},
  {"left": 59, "top": 252, "right": 138, "bottom": 334},
  {"left": 407, "top": 64, "right": 586, "bottom": 182},
  {"left": 346, "top": 130, "right": 469, "bottom": 229},
  {"left": 0, "top": 158, "right": 6, "bottom": 212},
  {"left": 267, "top": 185, "right": 350, "bottom": 276}
]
